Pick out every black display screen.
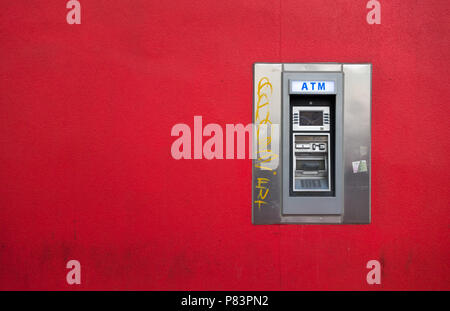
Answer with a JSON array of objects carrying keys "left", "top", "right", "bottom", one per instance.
[
  {"left": 296, "top": 159, "right": 325, "bottom": 171},
  {"left": 299, "top": 111, "right": 323, "bottom": 126}
]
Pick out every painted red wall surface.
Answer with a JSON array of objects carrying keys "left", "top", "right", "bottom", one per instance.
[{"left": 0, "top": 1, "right": 449, "bottom": 290}]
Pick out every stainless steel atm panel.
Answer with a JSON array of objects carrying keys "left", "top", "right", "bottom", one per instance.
[{"left": 252, "top": 63, "right": 371, "bottom": 224}]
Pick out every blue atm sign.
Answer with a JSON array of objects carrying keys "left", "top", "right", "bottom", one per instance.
[{"left": 291, "top": 80, "right": 335, "bottom": 94}]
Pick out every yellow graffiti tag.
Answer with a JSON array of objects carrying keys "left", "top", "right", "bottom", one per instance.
[
  {"left": 254, "top": 76, "right": 279, "bottom": 208},
  {"left": 254, "top": 177, "right": 269, "bottom": 209}
]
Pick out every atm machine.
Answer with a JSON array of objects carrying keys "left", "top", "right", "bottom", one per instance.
[{"left": 252, "top": 63, "right": 371, "bottom": 224}]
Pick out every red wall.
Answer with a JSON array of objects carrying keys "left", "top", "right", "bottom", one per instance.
[{"left": 0, "top": 1, "right": 449, "bottom": 290}]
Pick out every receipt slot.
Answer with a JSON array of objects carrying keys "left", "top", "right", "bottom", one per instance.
[{"left": 252, "top": 63, "right": 371, "bottom": 224}]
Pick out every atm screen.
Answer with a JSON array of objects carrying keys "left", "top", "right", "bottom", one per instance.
[{"left": 300, "top": 111, "right": 323, "bottom": 126}]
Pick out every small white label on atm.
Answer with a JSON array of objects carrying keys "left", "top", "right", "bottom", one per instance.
[{"left": 291, "top": 81, "right": 335, "bottom": 93}]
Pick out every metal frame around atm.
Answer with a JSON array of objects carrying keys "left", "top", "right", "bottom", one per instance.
[{"left": 252, "top": 63, "right": 371, "bottom": 224}]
